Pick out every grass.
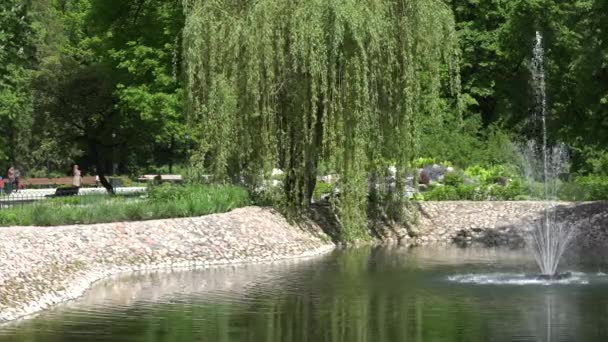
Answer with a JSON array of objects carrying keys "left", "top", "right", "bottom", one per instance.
[{"left": 0, "top": 184, "right": 251, "bottom": 227}]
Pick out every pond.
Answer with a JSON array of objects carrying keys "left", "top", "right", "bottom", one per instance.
[{"left": 2, "top": 246, "right": 608, "bottom": 342}]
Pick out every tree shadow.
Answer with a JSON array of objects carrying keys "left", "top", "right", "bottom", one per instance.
[{"left": 305, "top": 202, "right": 342, "bottom": 244}]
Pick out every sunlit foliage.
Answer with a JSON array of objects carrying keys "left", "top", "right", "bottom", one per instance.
[{"left": 183, "top": 0, "right": 460, "bottom": 241}]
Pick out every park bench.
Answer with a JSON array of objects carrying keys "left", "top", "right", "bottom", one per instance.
[
  {"left": 21, "top": 176, "right": 97, "bottom": 188},
  {"left": 137, "top": 174, "right": 183, "bottom": 183}
]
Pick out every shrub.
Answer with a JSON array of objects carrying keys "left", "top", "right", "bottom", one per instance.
[
  {"left": 464, "top": 164, "right": 520, "bottom": 185},
  {"left": 464, "top": 165, "right": 492, "bottom": 183},
  {"left": 558, "top": 175, "right": 608, "bottom": 201},
  {"left": 443, "top": 172, "right": 464, "bottom": 186},
  {"left": 423, "top": 185, "right": 459, "bottom": 200},
  {"left": 250, "top": 186, "right": 283, "bottom": 207},
  {"left": 487, "top": 184, "right": 516, "bottom": 200},
  {"left": 421, "top": 178, "right": 528, "bottom": 201},
  {"left": 577, "top": 176, "right": 608, "bottom": 200},
  {"left": 455, "top": 184, "right": 483, "bottom": 200},
  {"left": 313, "top": 182, "right": 334, "bottom": 201},
  {"left": 575, "top": 148, "right": 608, "bottom": 176},
  {"left": 412, "top": 157, "right": 436, "bottom": 169}
]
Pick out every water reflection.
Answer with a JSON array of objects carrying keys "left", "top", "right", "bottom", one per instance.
[{"left": 2, "top": 246, "right": 608, "bottom": 342}]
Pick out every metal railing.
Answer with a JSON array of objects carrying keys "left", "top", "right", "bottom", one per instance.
[{"left": 0, "top": 187, "right": 147, "bottom": 210}]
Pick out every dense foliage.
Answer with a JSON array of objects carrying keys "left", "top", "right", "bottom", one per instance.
[
  {"left": 0, "top": 0, "right": 187, "bottom": 180},
  {"left": 1, "top": 0, "right": 608, "bottom": 239},
  {"left": 183, "top": 0, "right": 460, "bottom": 241}
]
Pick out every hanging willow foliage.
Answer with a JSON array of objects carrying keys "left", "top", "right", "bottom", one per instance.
[{"left": 182, "top": 0, "right": 460, "bottom": 242}]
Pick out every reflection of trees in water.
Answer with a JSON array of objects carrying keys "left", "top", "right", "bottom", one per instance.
[
  {"left": 5, "top": 247, "right": 608, "bottom": 342},
  {"left": 211, "top": 248, "right": 491, "bottom": 342},
  {"left": 226, "top": 249, "right": 590, "bottom": 342}
]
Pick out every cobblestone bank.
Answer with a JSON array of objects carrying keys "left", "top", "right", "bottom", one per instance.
[
  {"left": 0, "top": 207, "right": 334, "bottom": 323},
  {"left": 405, "top": 201, "right": 608, "bottom": 247}
]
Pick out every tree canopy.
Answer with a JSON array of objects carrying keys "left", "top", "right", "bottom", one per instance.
[
  {"left": 1, "top": 0, "right": 608, "bottom": 237},
  {"left": 183, "top": 0, "right": 460, "bottom": 240}
]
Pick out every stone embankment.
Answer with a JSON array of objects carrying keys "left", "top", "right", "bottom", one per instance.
[
  {"left": 404, "top": 201, "right": 608, "bottom": 247},
  {"left": 2, "top": 201, "right": 607, "bottom": 323},
  {"left": 0, "top": 207, "right": 334, "bottom": 323}
]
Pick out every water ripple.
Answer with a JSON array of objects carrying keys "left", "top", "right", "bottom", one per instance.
[{"left": 447, "top": 272, "right": 592, "bottom": 285}]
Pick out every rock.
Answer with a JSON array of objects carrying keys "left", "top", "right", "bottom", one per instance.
[{"left": 419, "top": 169, "right": 430, "bottom": 185}]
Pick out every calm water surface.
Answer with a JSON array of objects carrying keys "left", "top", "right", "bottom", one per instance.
[{"left": 2, "top": 246, "right": 608, "bottom": 342}]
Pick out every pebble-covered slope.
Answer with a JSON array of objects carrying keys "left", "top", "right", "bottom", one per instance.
[
  {"left": 0, "top": 207, "right": 334, "bottom": 323},
  {"left": 409, "top": 201, "right": 608, "bottom": 247}
]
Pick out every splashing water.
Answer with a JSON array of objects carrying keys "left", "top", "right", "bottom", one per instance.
[{"left": 526, "top": 31, "right": 576, "bottom": 276}]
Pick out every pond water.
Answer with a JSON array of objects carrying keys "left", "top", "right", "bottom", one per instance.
[{"left": 2, "top": 246, "right": 608, "bottom": 342}]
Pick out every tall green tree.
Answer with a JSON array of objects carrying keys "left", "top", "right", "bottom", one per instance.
[
  {"left": 183, "top": 0, "right": 460, "bottom": 241},
  {"left": 88, "top": 0, "right": 187, "bottom": 173},
  {"left": 0, "top": 0, "right": 37, "bottom": 172},
  {"left": 19, "top": 0, "right": 187, "bottom": 187},
  {"left": 566, "top": 0, "right": 608, "bottom": 152},
  {"left": 449, "top": 0, "right": 512, "bottom": 125}
]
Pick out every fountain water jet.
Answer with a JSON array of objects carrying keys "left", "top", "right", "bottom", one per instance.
[
  {"left": 527, "top": 31, "right": 576, "bottom": 278},
  {"left": 445, "top": 32, "right": 582, "bottom": 286}
]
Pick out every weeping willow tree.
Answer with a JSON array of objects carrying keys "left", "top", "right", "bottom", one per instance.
[{"left": 182, "top": 0, "right": 460, "bottom": 242}]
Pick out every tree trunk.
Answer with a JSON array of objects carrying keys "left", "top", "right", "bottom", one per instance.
[
  {"left": 305, "top": 101, "right": 324, "bottom": 205},
  {"left": 169, "top": 136, "right": 174, "bottom": 173},
  {"left": 89, "top": 139, "right": 114, "bottom": 194}
]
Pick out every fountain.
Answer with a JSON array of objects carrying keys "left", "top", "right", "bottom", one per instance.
[
  {"left": 447, "top": 32, "right": 580, "bottom": 285},
  {"left": 526, "top": 31, "right": 575, "bottom": 279}
]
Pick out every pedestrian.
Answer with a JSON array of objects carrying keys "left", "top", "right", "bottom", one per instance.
[
  {"left": 72, "top": 164, "right": 82, "bottom": 188},
  {"left": 6, "top": 166, "right": 14, "bottom": 194},
  {"left": 14, "top": 168, "right": 20, "bottom": 192},
  {"left": 0, "top": 176, "right": 4, "bottom": 195},
  {"left": 7, "top": 166, "right": 14, "bottom": 183}
]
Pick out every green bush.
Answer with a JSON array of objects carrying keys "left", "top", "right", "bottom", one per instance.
[
  {"left": 576, "top": 148, "right": 608, "bottom": 176},
  {"left": 313, "top": 182, "right": 334, "bottom": 201},
  {"left": 576, "top": 176, "right": 608, "bottom": 200},
  {"left": 464, "top": 164, "right": 519, "bottom": 185},
  {"left": 455, "top": 184, "right": 483, "bottom": 200},
  {"left": 149, "top": 184, "right": 251, "bottom": 212},
  {"left": 423, "top": 185, "right": 459, "bottom": 200},
  {"left": 0, "top": 184, "right": 251, "bottom": 227},
  {"left": 443, "top": 172, "right": 464, "bottom": 186},
  {"left": 250, "top": 186, "right": 283, "bottom": 207},
  {"left": 422, "top": 178, "right": 528, "bottom": 201},
  {"left": 487, "top": 183, "right": 519, "bottom": 200},
  {"left": 463, "top": 165, "right": 491, "bottom": 183},
  {"left": 558, "top": 175, "right": 608, "bottom": 201},
  {"left": 412, "top": 157, "right": 436, "bottom": 169}
]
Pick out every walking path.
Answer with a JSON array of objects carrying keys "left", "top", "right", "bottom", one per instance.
[{"left": 0, "top": 187, "right": 147, "bottom": 204}]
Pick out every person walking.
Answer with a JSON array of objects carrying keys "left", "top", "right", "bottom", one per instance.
[
  {"left": 72, "top": 164, "right": 82, "bottom": 188},
  {"left": 6, "top": 166, "right": 15, "bottom": 194},
  {"left": 14, "top": 168, "right": 20, "bottom": 192}
]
